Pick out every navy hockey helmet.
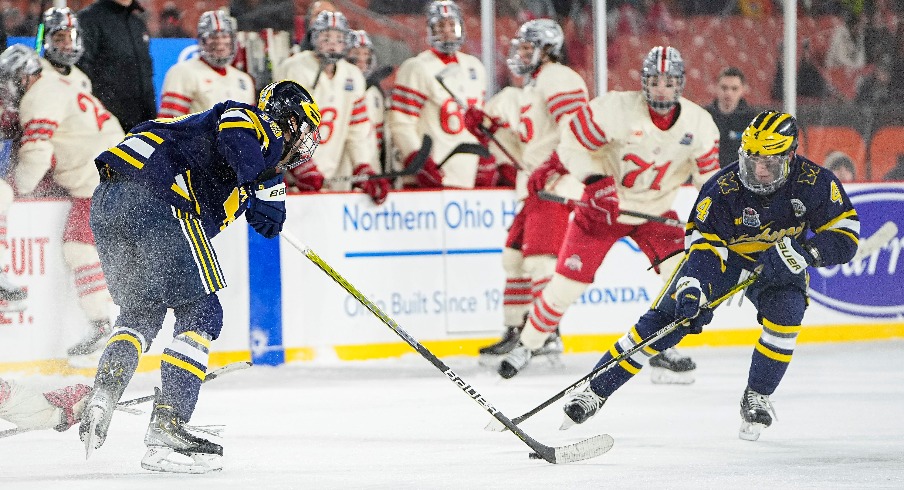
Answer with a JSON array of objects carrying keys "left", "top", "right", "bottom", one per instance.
[
  {"left": 310, "top": 10, "right": 351, "bottom": 65},
  {"left": 197, "top": 10, "right": 238, "bottom": 68},
  {"left": 641, "top": 46, "right": 685, "bottom": 111},
  {"left": 258, "top": 80, "right": 321, "bottom": 170},
  {"left": 0, "top": 44, "right": 42, "bottom": 105},
  {"left": 42, "top": 7, "right": 84, "bottom": 67},
  {"left": 426, "top": 1, "right": 464, "bottom": 55},
  {"left": 738, "top": 110, "right": 799, "bottom": 195},
  {"left": 506, "top": 19, "right": 564, "bottom": 77}
]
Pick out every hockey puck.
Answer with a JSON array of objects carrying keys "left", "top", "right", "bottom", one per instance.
[{"left": 528, "top": 452, "right": 542, "bottom": 460}]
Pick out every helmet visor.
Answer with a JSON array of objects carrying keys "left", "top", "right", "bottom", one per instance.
[
  {"left": 506, "top": 39, "right": 537, "bottom": 76},
  {"left": 738, "top": 149, "right": 790, "bottom": 195},
  {"left": 279, "top": 119, "right": 320, "bottom": 170}
]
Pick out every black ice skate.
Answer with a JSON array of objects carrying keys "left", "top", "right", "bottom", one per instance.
[
  {"left": 79, "top": 386, "right": 116, "bottom": 459},
  {"left": 648, "top": 347, "right": 696, "bottom": 385},
  {"left": 0, "top": 272, "right": 27, "bottom": 313},
  {"left": 142, "top": 395, "right": 223, "bottom": 474},
  {"left": 561, "top": 387, "right": 607, "bottom": 430},
  {"left": 498, "top": 343, "right": 531, "bottom": 379},
  {"left": 739, "top": 386, "right": 776, "bottom": 441},
  {"left": 478, "top": 325, "right": 522, "bottom": 356},
  {"left": 67, "top": 320, "right": 112, "bottom": 357}
]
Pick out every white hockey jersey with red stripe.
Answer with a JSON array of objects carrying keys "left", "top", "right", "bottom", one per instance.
[
  {"left": 158, "top": 57, "right": 256, "bottom": 118},
  {"left": 387, "top": 49, "right": 486, "bottom": 188},
  {"left": 276, "top": 51, "right": 374, "bottom": 189},
  {"left": 558, "top": 91, "right": 720, "bottom": 224},
  {"left": 39, "top": 57, "right": 92, "bottom": 93},
  {"left": 15, "top": 72, "right": 124, "bottom": 198}
]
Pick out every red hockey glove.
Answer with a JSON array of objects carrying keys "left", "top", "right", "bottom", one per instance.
[
  {"left": 406, "top": 150, "right": 443, "bottom": 188},
  {"left": 43, "top": 383, "right": 92, "bottom": 432},
  {"left": 527, "top": 152, "right": 568, "bottom": 196},
  {"left": 463, "top": 106, "right": 488, "bottom": 140},
  {"left": 288, "top": 159, "right": 324, "bottom": 192},
  {"left": 574, "top": 175, "right": 619, "bottom": 231},
  {"left": 497, "top": 162, "right": 517, "bottom": 188},
  {"left": 474, "top": 154, "right": 499, "bottom": 187},
  {"left": 353, "top": 163, "right": 390, "bottom": 205}
]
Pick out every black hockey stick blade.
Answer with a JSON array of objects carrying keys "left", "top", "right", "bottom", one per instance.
[
  {"left": 328, "top": 135, "right": 434, "bottom": 185},
  {"left": 438, "top": 142, "right": 491, "bottom": 168},
  {"left": 537, "top": 191, "right": 687, "bottom": 228},
  {"left": 485, "top": 273, "right": 759, "bottom": 432},
  {"left": 279, "top": 230, "right": 613, "bottom": 463}
]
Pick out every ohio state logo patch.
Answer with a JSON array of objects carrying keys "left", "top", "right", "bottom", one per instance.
[{"left": 564, "top": 254, "right": 583, "bottom": 272}]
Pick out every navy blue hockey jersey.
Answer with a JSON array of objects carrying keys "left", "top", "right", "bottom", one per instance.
[
  {"left": 95, "top": 101, "right": 285, "bottom": 237},
  {"left": 683, "top": 155, "right": 860, "bottom": 285}
]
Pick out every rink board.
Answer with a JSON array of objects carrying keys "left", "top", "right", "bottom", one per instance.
[{"left": 0, "top": 184, "right": 902, "bottom": 372}]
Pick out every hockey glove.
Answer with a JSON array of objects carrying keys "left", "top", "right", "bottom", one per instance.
[
  {"left": 246, "top": 175, "right": 287, "bottom": 239},
  {"left": 463, "top": 106, "right": 489, "bottom": 140},
  {"left": 497, "top": 162, "right": 517, "bottom": 188},
  {"left": 757, "top": 236, "right": 813, "bottom": 285},
  {"left": 288, "top": 159, "right": 324, "bottom": 192},
  {"left": 43, "top": 383, "right": 92, "bottom": 432},
  {"left": 475, "top": 154, "right": 499, "bottom": 187},
  {"left": 526, "top": 152, "right": 568, "bottom": 196},
  {"left": 573, "top": 175, "right": 619, "bottom": 233},
  {"left": 352, "top": 163, "right": 390, "bottom": 205},
  {"left": 674, "top": 276, "right": 713, "bottom": 334},
  {"left": 406, "top": 151, "right": 443, "bottom": 188}
]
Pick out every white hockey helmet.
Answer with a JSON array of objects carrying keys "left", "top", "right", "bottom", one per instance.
[
  {"left": 641, "top": 46, "right": 685, "bottom": 111},
  {"left": 197, "top": 10, "right": 238, "bottom": 68},
  {"left": 42, "top": 7, "right": 84, "bottom": 67},
  {"left": 347, "top": 30, "right": 376, "bottom": 77},
  {"left": 506, "top": 18, "right": 564, "bottom": 77},
  {"left": 0, "top": 45, "right": 42, "bottom": 105},
  {"left": 426, "top": 1, "right": 464, "bottom": 55},
  {"left": 309, "top": 10, "right": 351, "bottom": 65}
]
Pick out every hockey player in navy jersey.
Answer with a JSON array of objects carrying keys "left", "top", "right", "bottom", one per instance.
[
  {"left": 559, "top": 111, "right": 859, "bottom": 441},
  {"left": 79, "top": 80, "right": 321, "bottom": 473}
]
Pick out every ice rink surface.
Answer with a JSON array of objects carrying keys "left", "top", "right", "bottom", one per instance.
[{"left": 1, "top": 341, "right": 902, "bottom": 489}]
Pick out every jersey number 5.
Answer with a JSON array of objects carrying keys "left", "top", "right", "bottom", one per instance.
[{"left": 77, "top": 93, "right": 111, "bottom": 130}]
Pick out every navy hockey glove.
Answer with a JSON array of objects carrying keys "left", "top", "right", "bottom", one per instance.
[
  {"left": 246, "top": 175, "right": 287, "bottom": 239},
  {"left": 674, "top": 276, "right": 713, "bottom": 334},
  {"left": 757, "top": 236, "right": 813, "bottom": 285}
]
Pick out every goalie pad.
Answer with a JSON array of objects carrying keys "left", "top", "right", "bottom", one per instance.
[{"left": 0, "top": 379, "right": 90, "bottom": 431}]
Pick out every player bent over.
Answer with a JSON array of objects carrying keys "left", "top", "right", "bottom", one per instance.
[
  {"left": 560, "top": 111, "right": 859, "bottom": 441},
  {"left": 79, "top": 81, "right": 321, "bottom": 473},
  {"left": 498, "top": 46, "right": 719, "bottom": 382}
]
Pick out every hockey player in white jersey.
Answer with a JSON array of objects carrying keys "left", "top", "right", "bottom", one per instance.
[
  {"left": 157, "top": 10, "right": 256, "bottom": 118},
  {"left": 466, "top": 19, "right": 588, "bottom": 360},
  {"left": 0, "top": 44, "right": 124, "bottom": 364},
  {"left": 387, "top": 0, "right": 486, "bottom": 189},
  {"left": 498, "top": 46, "right": 720, "bottom": 381},
  {"left": 0, "top": 377, "right": 90, "bottom": 434},
  {"left": 276, "top": 11, "right": 389, "bottom": 204},
  {"left": 39, "top": 7, "right": 92, "bottom": 93},
  {"left": 345, "top": 29, "right": 388, "bottom": 173}
]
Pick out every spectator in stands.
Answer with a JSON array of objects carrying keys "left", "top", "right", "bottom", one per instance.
[
  {"left": 825, "top": 11, "right": 867, "bottom": 69},
  {"left": 77, "top": 0, "right": 155, "bottom": 133},
  {"left": 865, "top": 8, "right": 897, "bottom": 65},
  {"left": 772, "top": 40, "right": 831, "bottom": 100},
  {"left": 706, "top": 67, "right": 758, "bottom": 167},
  {"left": 158, "top": 2, "right": 190, "bottom": 38},
  {"left": 824, "top": 150, "right": 856, "bottom": 183},
  {"left": 856, "top": 56, "right": 894, "bottom": 105}
]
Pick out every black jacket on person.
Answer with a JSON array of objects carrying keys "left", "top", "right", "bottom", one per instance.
[
  {"left": 77, "top": 0, "right": 156, "bottom": 133},
  {"left": 705, "top": 99, "right": 758, "bottom": 167}
]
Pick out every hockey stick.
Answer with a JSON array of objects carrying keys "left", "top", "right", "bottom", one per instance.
[
  {"left": 280, "top": 230, "right": 614, "bottom": 463},
  {"left": 0, "top": 361, "right": 252, "bottom": 440},
  {"left": 325, "top": 134, "right": 433, "bottom": 185},
  {"left": 437, "top": 142, "right": 490, "bottom": 169},
  {"left": 538, "top": 191, "right": 687, "bottom": 228},
  {"left": 486, "top": 272, "right": 759, "bottom": 432},
  {"left": 434, "top": 71, "right": 525, "bottom": 171},
  {"left": 851, "top": 221, "right": 898, "bottom": 262}
]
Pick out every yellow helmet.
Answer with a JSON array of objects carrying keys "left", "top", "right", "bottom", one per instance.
[{"left": 738, "top": 111, "right": 798, "bottom": 195}]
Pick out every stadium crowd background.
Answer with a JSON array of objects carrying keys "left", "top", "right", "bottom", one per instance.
[{"left": 3, "top": 0, "right": 902, "bottom": 181}]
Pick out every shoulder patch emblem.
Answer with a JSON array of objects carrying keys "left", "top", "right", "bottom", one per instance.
[
  {"left": 742, "top": 207, "right": 761, "bottom": 227},
  {"left": 563, "top": 254, "right": 583, "bottom": 272},
  {"left": 344, "top": 78, "right": 354, "bottom": 91},
  {"left": 791, "top": 198, "right": 806, "bottom": 217},
  {"left": 797, "top": 161, "right": 820, "bottom": 185},
  {"left": 717, "top": 172, "right": 740, "bottom": 195},
  {"left": 830, "top": 181, "right": 842, "bottom": 204},
  {"left": 679, "top": 133, "right": 693, "bottom": 145}
]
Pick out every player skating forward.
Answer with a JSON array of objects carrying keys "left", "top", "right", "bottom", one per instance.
[
  {"left": 559, "top": 111, "right": 859, "bottom": 441},
  {"left": 276, "top": 11, "right": 388, "bottom": 204},
  {"left": 469, "top": 19, "right": 587, "bottom": 360},
  {"left": 79, "top": 81, "right": 320, "bottom": 473},
  {"left": 387, "top": 0, "right": 486, "bottom": 189},
  {"left": 498, "top": 46, "right": 720, "bottom": 381},
  {"left": 157, "top": 10, "right": 256, "bottom": 118},
  {"left": 39, "top": 7, "right": 92, "bottom": 92},
  {"left": 0, "top": 45, "right": 124, "bottom": 362}
]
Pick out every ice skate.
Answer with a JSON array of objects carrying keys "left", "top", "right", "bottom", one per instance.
[
  {"left": 497, "top": 343, "right": 531, "bottom": 379},
  {"left": 739, "top": 386, "right": 776, "bottom": 441},
  {"left": 531, "top": 331, "right": 564, "bottom": 367},
  {"left": 142, "top": 395, "right": 223, "bottom": 474},
  {"left": 560, "top": 387, "right": 607, "bottom": 430},
  {"left": 79, "top": 387, "right": 115, "bottom": 458},
  {"left": 649, "top": 347, "right": 696, "bottom": 384},
  {"left": 0, "top": 272, "right": 27, "bottom": 313},
  {"left": 67, "top": 320, "right": 112, "bottom": 357},
  {"left": 478, "top": 326, "right": 522, "bottom": 356}
]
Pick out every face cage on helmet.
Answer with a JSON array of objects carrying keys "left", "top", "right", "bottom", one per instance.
[
  {"left": 199, "top": 31, "right": 238, "bottom": 68},
  {"left": 428, "top": 17, "right": 463, "bottom": 55},
  {"left": 737, "top": 149, "right": 791, "bottom": 195},
  {"left": 506, "top": 38, "right": 541, "bottom": 77},
  {"left": 314, "top": 29, "right": 350, "bottom": 65},
  {"left": 642, "top": 74, "right": 684, "bottom": 111},
  {"left": 44, "top": 29, "right": 84, "bottom": 67},
  {"left": 278, "top": 119, "right": 321, "bottom": 171}
]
